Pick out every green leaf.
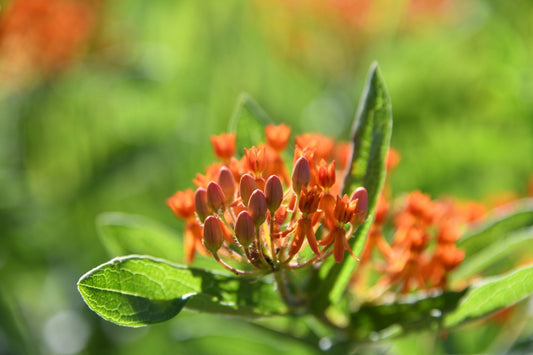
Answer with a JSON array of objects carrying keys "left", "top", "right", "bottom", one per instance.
[
  {"left": 96, "top": 212, "right": 183, "bottom": 262},
  {"left": 309, "top": 62, "right": 393, "bottom": 313},
  {"left": 227, "top": 92, "right": 271, "bottom": 153},
  {"left": 348, "top": 289, "right": 468, "bottom": 342},
  {"left": 451, "top": 227, "right": 533, "bottom": 284},
  {"left": 445, "top": 264, "right": 533, "bottom": 327},
  {"left": 78, "top": 255, "right": 287, "bottom": 327},
  {"left": 457, "top": 199, "right": 533, "bottom": 258}
]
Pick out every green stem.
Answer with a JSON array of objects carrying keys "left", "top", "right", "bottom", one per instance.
[{"left": 273, "top": 269, "right": 305, "bottom": 309}]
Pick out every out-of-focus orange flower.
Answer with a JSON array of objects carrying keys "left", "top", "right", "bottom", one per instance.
[
  {"left": 167, "top": 189, "right": 196, "bottom": 219},
  {"left": 167, "top": 189, "right": 208, "bottom": 263},
  {"left": 334, "top": 142, "right": 352, "bottom": 171},
  {"left": 0, "top": 0, "right": 96, "bottom": 90},
  {"left": 295, "top": 133, "right": 336, "bottom": 162},
  {"left": 265, "top": 124, "right": 291, "bottom": 151},
  {"left": 211, "top": 133, "right": 236, "bottom": 162},
  {"left": 386, "top": 148, "right": 401, "bottom": 171}
]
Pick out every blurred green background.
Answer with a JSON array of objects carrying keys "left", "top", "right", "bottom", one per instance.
[{"left": 1, "top": 0, "right": 532, "bottom": 354}]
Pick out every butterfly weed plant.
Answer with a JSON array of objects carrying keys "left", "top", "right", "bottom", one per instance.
[{"left": 78, "top": 63, "right": 533, "bottom": 350}]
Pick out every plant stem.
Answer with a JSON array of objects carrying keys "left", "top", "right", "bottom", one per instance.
[{"left": 273, "top": 269, "right": 305, "bottom": 309}]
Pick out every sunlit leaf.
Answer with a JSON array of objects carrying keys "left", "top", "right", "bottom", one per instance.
[
  {"left": 96, "top": 212, "right": 183, "bottom": 262},
  {"left": 227, "top": 92, "right": 271, "bottom": 153},
  {"left": 309, "top": 62, "right": 393, "bottom": 313},
  {"left": 451, "top": 227, "right": 533, "bottom": 284},
  {"left": 78, "top": 255, "right": 287, "bottom": 327},
  {"left": 458, "top": 199, "right": 533, "bottom": 257},
  {"left": 445, "top": 264, "right": 533, "bottom": 327}
]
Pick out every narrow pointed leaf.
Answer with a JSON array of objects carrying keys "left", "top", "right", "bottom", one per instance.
[
  {"left": 451, "top": 227, "right": 533, "bottom": 283},
  {"left": 445, "top": 264, "right": 533, "bottom": 327},
  {"left": 96, "top": 212, "right": 183, "bottom": 262},
  {"left": 310, "top": 62, "right": 393, "bottom": 313},
  {"left": 458, "top": 199, "right": 533, "bottom": 257},
  {"left": 78, "top": 256, "right": 287, "bottom": 327},
  {"left": 227, "top": 92, "right": 271, "bottom": 153}
]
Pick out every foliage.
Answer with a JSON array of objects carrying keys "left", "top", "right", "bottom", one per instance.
[
  {"left": 2, "top": 1, "right": 533, "bottom": 354},
  {"left": 77, "top": 64, "right": 533, "bottom": 351}
]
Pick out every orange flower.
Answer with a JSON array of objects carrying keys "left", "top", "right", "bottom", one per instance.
[
  {"left": 211, "top": 133, "right": 236, "bottom": 161},
  {"left": 0, "top": 0, "right": 95, "bottom": 87},
  {"left": 289, "top": 217, "right": 320, "bottom": 257},
  {"left": 386, "top": 148, "right": 401, "bottom": 171},
  {"left": 244, "top": 146, "right": 267, "bottom": 177},
  {"left": 265, "top": 124, "right": 291, "bottom": 151},
  {"left": 317, "top": 160, "right": 336, "bottom": 190},
  {"left": 295, "top": 133, "right": 335, "bottom": 162},
  {"left": 167, "top": 189, "right": 195, "bottom": 219},
  {"left": 318, "top": 195, "right": 361, "bottom": 263}
]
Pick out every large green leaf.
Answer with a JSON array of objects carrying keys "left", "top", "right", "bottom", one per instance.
[
  {"left": 78, "top": 255, "right": 287, "bottom": 327},
  {"left": 445, "top": 264, "right": 533, "bottom": 327},
  {"left": 458, "top": 199, "right": 533, "bottom": 257},
  {"left": 227, "top": 92, "right": 272, "bottom": 153},
  {"left": 96, "top": 212, "right": 183, "bottom": 262},
  {"left": 451, "top": 227, "right": 533, "bottom": 284},
  {"left": 309, "top": 62, "right": 393, "bottom": 313},
  {"left": 347, "top": 289, "right": 468, "bottom": 342}
]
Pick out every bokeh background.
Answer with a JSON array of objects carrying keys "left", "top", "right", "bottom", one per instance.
[{"left": 1, "top": 0, "right": 532, "bottom": 354}]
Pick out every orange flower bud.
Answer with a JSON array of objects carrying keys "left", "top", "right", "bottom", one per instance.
[
  {"left": 202, "top": 215, "right": 224, "bottom": 254},
  {"left": 194, "top": 187, "right": 212, "bottom": 222},
  {"left": 206, "top": 181, "right": 226, "bottom": 213},
  {"left": 265, "top": 175, "right": 283, "bottom": 213},
  {"left": 211, "top": 133, "right": 236, "bottom": 161},
  {"left": 317, "top": 159, "right": 336, "bottom": 189},
  {"left": 239, "top": 173, "right": 258, "bottom": 206},
  {"left": 234, "top": 211, "right": 255, "bottom": 247},
  {"left": 217, "top": 166, "right": 236, "bottom": 202},
  {"left": 265, "top": 124, "right": 291, "bottom": 151},
  {"left": 350, "top": 187, "right": 368, "bottom": 224},
  {"left": 291, "top": 157, "right": 311, "bottom": 194},
  {"left": 248, "top": 189, "right": 267, "bottom": 226}
]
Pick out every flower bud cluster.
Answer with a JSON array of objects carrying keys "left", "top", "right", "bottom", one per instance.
[{"left": 167, "top": 125, "right": 368, "bottom": 275}]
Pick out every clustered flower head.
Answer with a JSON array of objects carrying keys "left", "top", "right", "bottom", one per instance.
[
  {"left": 167, "top": 124, "right": 368, "bottom": 275},
  {"left": 353, "top": 151, "right": 484, "bottom": 295},
  {"left": 359, "top": 188, "right": 482, "bottom": 294}
]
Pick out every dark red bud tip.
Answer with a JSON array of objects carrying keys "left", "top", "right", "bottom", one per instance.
[
  {"left": 248, "top": 189, "right": 267, "bottom": 226},
  {"left": 239, "top": 173, "right": 258, "bottom": 206},
  {"left": 203, "top": 215, "right": 224, "bottom": 254},
  {"left": 207, "top": 181, "right": 226, "bottom": 213},
  {"left": 265, "top": 175, "right": 283, "bottom": 213},
  {"left": 350, "top": 187, "right": 368, "bottom": 224},
  {"left": 234, "top": 211, "right": 255, "bottom": 247},
  {"left": 218, "top": 166, "right": 236, "bottom": 202},
  {"left": 291, "top": 157, "right": 310, "bottom": 194},
  {"left": 194, "top": 187, "right": 211, "bottom": 222}
]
